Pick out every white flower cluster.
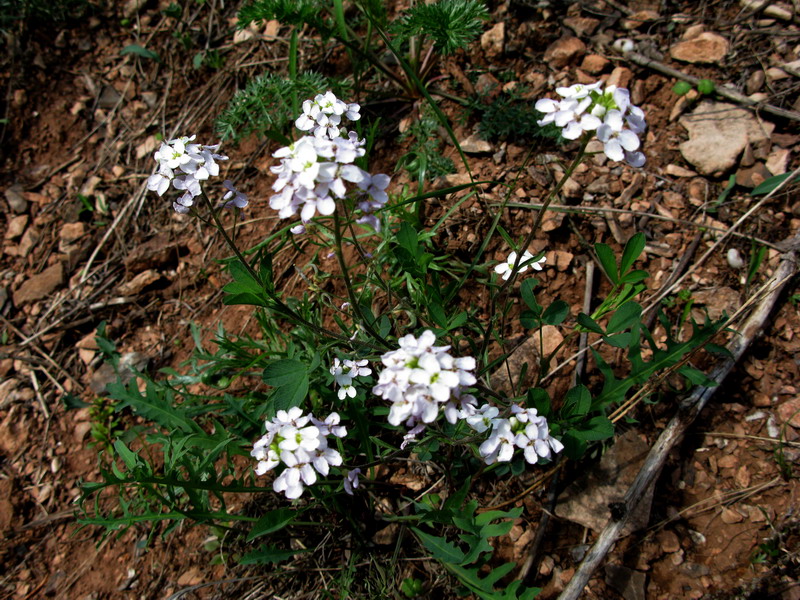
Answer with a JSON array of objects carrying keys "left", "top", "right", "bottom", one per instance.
[
  {"left": 494, "top": 250, "right": 546, "bottom": 281},
  {"left": 330, "top": 358, "right": 372, "bottom": 400},
  {"left": 296, "top": 91, "right": 361, "bottom": 139},
  {"left": 251, "top": 407, "right": 347, "bottom": 499},
  {"left": 147, "top": 135, "right": 238, "bottom": 213},
  {"left": 535, "top": 82, "right": 646, "bottom": 167},
  {"left": 373, "top": 330, "right": 477, "bottom": 437},
  {"left": 269, "top": 91, "right": 391, "bottom": 232},
  {"left": 473, "top": 404, "right": 563, "bottom": 465}
]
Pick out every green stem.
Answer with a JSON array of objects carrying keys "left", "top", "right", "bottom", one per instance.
[
  {"left": 478, "top": 135, "right": 592, "bottom": 367},
  {"left": 332, "top": 209, "right": 390, "bottom": 348},
  {"left": 200, "top": 194, "right": 374, "bottom": 349}
]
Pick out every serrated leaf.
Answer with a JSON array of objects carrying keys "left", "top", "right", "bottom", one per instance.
[
  {"left": 678, "top": 365, "right": 718, "bottom": 387},
  {"left": 113, "top": 440, "right": 139, "bottom": 470},
  {"left": 108, "top": 379, "right": 193, "bottom": 433},
  {"left": 412, "top": 528, "right": 466, "bottom": 563},
  {"left": 246, "top": 508, "right": 297, "bottom": 541}
]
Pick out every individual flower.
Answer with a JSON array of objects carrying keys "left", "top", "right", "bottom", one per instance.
[
  {"left": 146, "top": 134, "right": 229, "bottom": 213},
  {"left": 330, "top": 357, "right": 372, "bottom": 400},
  {"left": 295, "top": 91, "right": 361, "bottom": 140},
  {"left": 266, "top": 94, "right": 390, "bottom": 232},
  {"left": 343, "top": 468, "right": 361, "bottom": 495},
  {"left": 220, "top": 180, "right": 248, "bottom": 209},
  {"left": 494, "top": 250, "right": 546, "bottom": 281}
]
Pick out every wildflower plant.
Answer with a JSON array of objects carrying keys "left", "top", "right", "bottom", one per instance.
[{"left": 80, "top": 70, "right": 727, "bottom": 598}]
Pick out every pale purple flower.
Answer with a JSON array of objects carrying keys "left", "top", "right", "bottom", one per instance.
[{"left": 343, "top": 468, "right": 361, "bottom": 495}]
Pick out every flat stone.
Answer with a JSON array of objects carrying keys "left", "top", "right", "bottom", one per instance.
[
  {"left": 607, "top": 66, "right": 633, "bottom": 89},
  {"left": 682, "top": 24, "right": 705, "bottom": 40},
  {"left": 17, "top": 228, "right": 39, "bottom": 258},
  {"left": 581, "top": 54, "right": 609, "bottom": 75},
  {"left": 622, "top": 9, "right": 660, "bottom": 30},
  {"left": 60, "top": 222, "right": 86, "bottom": 245},
  {"left": 745, "top": 70, "right": 765, "bottom": 95},
  {"left": 776, "top": 396, "right": 800, "bottom": 428},
  {"left": 12, "top": 262, "right": 65, "bottom": 306},
  {"left": 459, "top": 134, "right": 492, "bottom": 154},
  {"left": 563, "top": 16, "right": 599, "bottom": 37},
  {"left": 766, "top": 67, "right": 789, "bottom": 81},
  {"left": 117, "top": 269, "right": 162, "bottom": 296},
  {"left": 666, "top": 164, "right": 696, "bottom": 177},
  {"left": 670, "top": 32, "right": 729, "bottom": 63},
  {"left": 4, "top": 184, "right": 27, "bottom": 213},
  {"left": 766, "top": 148, "right": 790, "bottom": 175},
  {"left": 605, "top": 564, "right": 647, "bottom": 600},
  {"left": 480, "top": 22, "right": 505, "bottom": 58},
  {"left": 764, "top": 3, "right": 793, "bottom": 19},
  {"left": 543, "top": 37, "right": 586, "bottom": 69},
  {"left": 691, "top": 287, "right": 740, "bottom": 320},
  {"left": 736, "top": 163, "right": 771, "bottom": 188},
  {"left": 679, "top": 101, "right": 775, "bottom": 174},
  {"left": 5, "top": 215, "right": 28, "bottom": 240},
  {"left": 556, "top": 430, "right": 655, "bottom": 535},
  {"left": 89, "top": 351, "right": 148, "bottom": 394},
  {"left": 489, "top": 327, "right": 564, "bottom": 393}
]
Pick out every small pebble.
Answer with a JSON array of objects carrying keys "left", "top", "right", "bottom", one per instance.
[{"left": 727, "top": 248, "right": 744, "bottom": 269}]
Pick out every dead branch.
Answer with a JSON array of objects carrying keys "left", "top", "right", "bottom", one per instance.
[
  {"left": 557, "top": 229, "right": 800, "bottom": 600},
  {"left": 616, "top": 49, "right": 800, "bottom": 123}
]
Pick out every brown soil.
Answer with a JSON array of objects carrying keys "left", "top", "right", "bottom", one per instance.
[{"left": 1, "top": 1, "right": 799, "bottom": 599}]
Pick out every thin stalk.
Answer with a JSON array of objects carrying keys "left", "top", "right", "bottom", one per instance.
[
  {"left": 332, "top": 209, "right": 391, "bottom": 348},
  {"left": 478, "top": 136, "right": 592, "bottom": 363},
  {"left": 200, "top": 195, "right": 371, "bottom": 348}
]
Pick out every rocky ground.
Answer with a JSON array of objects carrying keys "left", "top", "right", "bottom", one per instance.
[{"left": 1, "top": 0, "right": 799, "bottom": 599}]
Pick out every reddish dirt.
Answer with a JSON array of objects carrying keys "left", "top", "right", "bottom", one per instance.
[{"left": 1, "top": 1, "right": 799, "bottom": 599}]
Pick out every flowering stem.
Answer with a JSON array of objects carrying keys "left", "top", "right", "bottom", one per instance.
[
  {"left": 478, "top": 135, "right": 592, "bottom": 371},
  {"left": 332, "top": 209, "right": 391, "bottom": 348},
  {"left": 199, "top": 194, "right": 370, "bottom": 348}
]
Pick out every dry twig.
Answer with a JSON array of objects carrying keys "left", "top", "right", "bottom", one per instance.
[{"left": 557, "top": 229, "right": 800, "bottom": 600}]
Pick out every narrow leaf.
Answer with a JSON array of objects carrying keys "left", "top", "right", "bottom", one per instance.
[
  {"left": 246, "top": 508, "right": 297, "bottom": 541},
  {"left": 595, "top": 243, "right": 619, "bottom": 284}
]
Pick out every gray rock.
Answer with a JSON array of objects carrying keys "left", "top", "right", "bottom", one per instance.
[
  {"left": 679, "top": 101, "right": 774, "bottom": 174},
  {"left": 90, "top": 352, "right": 149, "bottom": 394},
  {"left": 555, "top": 429, "right": 655, "bottom": 535},
  {"left": 459, "top": 134, "right": 492, "bottom": 154},
  {"left": 4, "top": 184, "right": 27, "bottom": 214},
  {"left": 605, "top": 564, "right": 647, "bottom": 600}
]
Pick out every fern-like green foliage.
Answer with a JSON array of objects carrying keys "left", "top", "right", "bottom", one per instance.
[
  {"left": 397, "top": 104, "right": 456, "bottom": 182},
  {"left": 238, "top": 0, "right": 330, "bottom": 32},
  {"left": 394, "top": 0, "right": 489, "bottom": 55},
  {"left": 216, "top": 72, "right": 338, "bottom": 142},
  {"left": 476, "top": 90, "right": 561, "bottom": 144}
]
